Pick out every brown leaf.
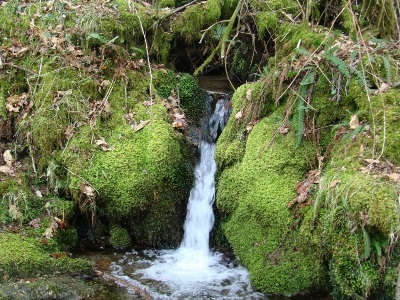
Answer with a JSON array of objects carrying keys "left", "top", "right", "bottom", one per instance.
[
  {"left": 386, "top": 173, "right": 400, "bottom": 182},
  {"left": 64, "top": 124, "right": 74, "bottom": 139},
  {"left": 95, "top": 138, "right": 112, "bottom": 151},
  {"left": 364, "top": 158, "right": 380, "bottom": 164},
  {"left": 235, "top": 110, "right": 243, "bottom": 120},
  {"left": 172, "top": 120, "right": 187, "bottom": 129},
  {"left": 0, "top": 165, "right": 15, "bottom": 176},
  {"left": 173, "top": 113, "right": 185, "bottom": 120},
  {"left": 134, "top": 120, "right": 150, "bottom": 132},
  {"left": 349, "top": 114, "right": 360, "bottom": 129},
  {"left": 330, "top": 180, "right": 341, "bottom": 188},
  {"left": 278, "top": 125, "right": 290, "bottom": 134},
  {"left": 80, "top": 184, "right": 95, "bottom": 197},
  {"left": 3, "top": 150, "right": 13, "bottom": 166},
  {"left": 28, "top": 218, "right": 41, "bottom": 229},
  {"left": 142, "top": 100, "right": 155, "bottom": 107},
  {"left": 246, "top": 89, "right": 252, "bottom": 101}
]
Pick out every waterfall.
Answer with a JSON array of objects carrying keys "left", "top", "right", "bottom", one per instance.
[
  {"left": 181, "top": 94, "right": 231, "bottom": 256},
  {"left": 110, "top": 92, "right": 263, "bottom": 300}
]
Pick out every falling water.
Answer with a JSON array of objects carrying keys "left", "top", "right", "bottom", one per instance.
[{"left": 110, "top": 93, "right": 264, "bottom": 299}]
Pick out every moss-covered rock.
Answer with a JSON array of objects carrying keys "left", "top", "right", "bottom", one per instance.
[
  {"left": 216, "top": 106, "right": 326, "bottom": 295},
  {"left": 304, "top": 133, "right": 400, "bottom": 298},
  {"left": 0, "top": 233, "right": 92, "bottom": 283}
]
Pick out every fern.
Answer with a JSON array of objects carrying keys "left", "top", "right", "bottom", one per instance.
[
  {"left": 325, "top": 53, "right": 351, "bottom": 79},
  {"left": 352, "top": 69, "right": 372, "bottom": 89},
  {"left": 362, "top": 227, "right": 371, "bottom": 260},
  {"left": 380, "top": 55, "right": 392, "bottom": 83},
  {"left": 296, "top": 97, "right": 305, "bottom": 148},
  {"left": 294, "top": 47, "right": 312, "bottom": 57}
]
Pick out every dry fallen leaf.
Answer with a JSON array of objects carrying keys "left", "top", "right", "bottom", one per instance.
[
  {"left": 330, "top": 180, "right": 341, "bottom": 188},
  {"left": 235, "top": 110, "right": 243, "bottom": 120},
  {"left": 0, "top": 165, "right": 15, "bottom": 176},
  {"left": 134, "top": 120, "right": 150, "bottom": 132},
  {"left": 349, "top": 114, "right": 360, "bottom": 129},
  {"left": 246, "top": 89, "right": 252, "bottom": 101},
  {"left": 28, "top": 218, "right": 41, "bottom": 229},
  {"left": 95, "top": 139, "right": 112, "bottom": 151},
  {"left": 386, "top": 173, "right": 400, "bottom": 182},
  {"left": 278, "top": 125, "right": 290, "bottom": 134},
  {"left": 80, "top": 184, "right": 95, "bottom": 197},
  {"left": 64, "top": 124, "right": 74, "bottom": 139},
  {"left": 364, "top": 158, "right": 380, "bottom": 164},
  {"left": 3, "top": 150, "right": 13, "bottom": 166}
]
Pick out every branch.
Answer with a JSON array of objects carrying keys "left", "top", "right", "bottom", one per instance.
[{"left": 194, "top": 0, "right": 243, "bottom": 76}]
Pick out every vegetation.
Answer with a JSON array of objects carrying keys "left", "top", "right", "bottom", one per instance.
[{"left": 0, "top": 0, "right": 399, "bottom": 299}]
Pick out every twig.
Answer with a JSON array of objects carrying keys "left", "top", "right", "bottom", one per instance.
[
  {"left": 63, "top": 166, "right": 99, "bottom": 194},
  {"left": 130, "top": 2, "right": 153, "bottom": 102},
  {"left": 4, "top": 62, "right": 37, "bottom": 75},
  {"left": 151, "top": 0, "right": 201, "bottom": 29}
]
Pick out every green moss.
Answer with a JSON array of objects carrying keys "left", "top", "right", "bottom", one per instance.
[
  {"left": 215, "top": 82, "right": 273, "bottom": 169},
  {"left": 109, "top": 226, "right": 131, "bottom": 249},
  {"left": 0, "top": 276, "right": 96, "bottom": 300},
  {"left": 217, "top": 108, "right": 324, "bottom": 294},
  {"left": 276, "top": 23, "right": 325, "bottom": 61},
  {"left": 304, "top": 131, "right": 400, "bottom": 298},
  {"left": 0, "top": 233, "right": 91, "bottom": 282},
  {"left": 172, "top": 0, "right": 224, "bottom": 42}
]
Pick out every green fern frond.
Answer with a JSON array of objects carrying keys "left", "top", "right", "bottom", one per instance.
[
  {"left": 325, "top": 53, "right": 351, "bottom": 78},
  {"left": 294, "top": 47, "right": 312, "bottom": 57},
  {"left": 362, "top": 227, "right": 371, "bottom": 260},
  {"left": 380, "top": 55, "right": 392, "bottom": 83},
  {"left": 352, "top": 69, "right": 372, "bottom": 89}
]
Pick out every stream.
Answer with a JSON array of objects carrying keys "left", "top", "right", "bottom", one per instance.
[{"left": 80, "top": 77, "right": 332, "bottom": 300}]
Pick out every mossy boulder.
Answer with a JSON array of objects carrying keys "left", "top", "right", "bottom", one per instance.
[
  {"left": 0, "top": 233, "right": 92, "bottom": 283},
  {"left": 303, "top": 133, "right": 400, "bottom": 298},
  {"left": 216, "top": 107, "right": 326, "bottom": 295}
]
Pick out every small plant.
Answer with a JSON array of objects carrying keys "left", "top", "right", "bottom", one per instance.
[{"left": 109, "top": 226, "right": 131, "bottom": 249}]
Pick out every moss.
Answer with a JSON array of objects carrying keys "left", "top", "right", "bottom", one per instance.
[
  {"left": 275, "top": 23, "right": 326, "bottom": 61},
  {"left": 350, "top": 85, "right": 400, "bottom": 164},
  {"left": 217, "top": 108, "right": 324, "bottom": 295},
  {"left": 109, "top": 226, "right": 131, "bottom": 249},
  {"left": 64, "top": 95, "right": 193, "bottom": 246},
  {"left": 172, "top": 0, "right": 224, "bottom": 42},
  {"left": 304, "top": 131, "right": 400, "bottom": 298},
  {"left": 215, "top": 82, "right": 273, "bottom": 169},
  {"left": 0, "top": 233, "right": 91, "bottom": 283},
  {"left": 0, "top": 276, "right": 96, "bottom": 300}
]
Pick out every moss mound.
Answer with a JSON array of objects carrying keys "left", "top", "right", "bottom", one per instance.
[
  {"left": 217, "top": 106, "right": 326, "bottom": 295},
  {"left": 0, "top": 233, "right": 92, "bottom": 283}
]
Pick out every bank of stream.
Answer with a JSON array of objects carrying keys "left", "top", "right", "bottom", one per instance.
[{"left": 76, "top": 77, "right": 332, "bottom": 300}]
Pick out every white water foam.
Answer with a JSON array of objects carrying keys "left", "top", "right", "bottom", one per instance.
[{"left": 111, "top": 96, "right": 264, "bottom": 299}]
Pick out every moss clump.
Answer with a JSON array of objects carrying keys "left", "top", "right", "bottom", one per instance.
[
  {"left": 217, "top": 108, "right": 325, "bottom": 295},
  {"left": 172, "top": 0, "right": 224, "bottom": 42},
  {"left": 302, "top": 131, "right": 400, "bottom": 298},
  {"left": 0, "top": 233, "right": 92, "bottom": 283},
  {"left": 0, "top": 276, "right": 96, "bottom": 300},
  {"left": 215, "top": 82, "right": 273, "bottom": 169},
  {"left": 353, "top": 88, "right": 400, "bottom": 164},
  {"left": 154, "top": 71, "right": 206, "bottom": 124},
  {"left": 109, "top": 226, "right": 131, "bottom": 249}
]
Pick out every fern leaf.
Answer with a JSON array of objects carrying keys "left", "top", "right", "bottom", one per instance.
[
  {"left": 380, "top": 55, "right": 392, "bottom": 83},
  {"left": 362, "top": 227, "right": 371, "bottom": 260},
  {"left": 295, "top": 47, "right": 312, "bottom": 57},
  {"left": 325, "top": 54, "right": 350, "bottom": 78},
  {"left": 352, "top": 69, "right": 372, "bottom": 89},
  {"left": 295, "top": 85, "right": 308, "bottom": 148}
]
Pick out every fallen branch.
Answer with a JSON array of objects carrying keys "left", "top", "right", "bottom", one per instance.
[{"left": 94, "top": 270, "right": 153, "bottom": 300}]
